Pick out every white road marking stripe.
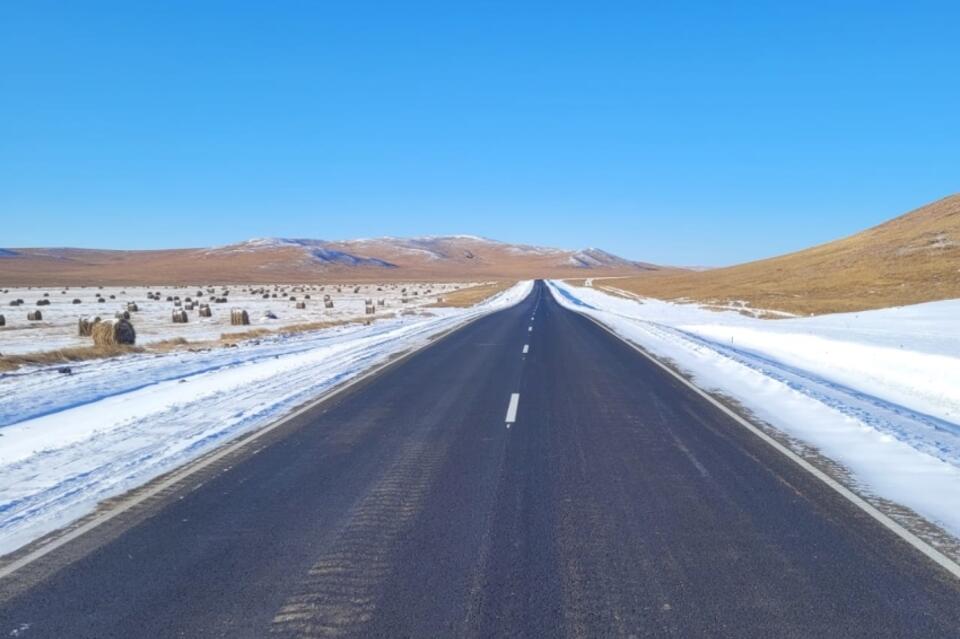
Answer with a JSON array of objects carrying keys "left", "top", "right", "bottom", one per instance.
[
  {"left": 505, "top": 393, "right": 520, "bottom": 424},
  {"left": 523, "top": 344, "right": 529, "bottom": 354},
  {"left": 528, "top": 326, "right": 533, "bottom": 332}
]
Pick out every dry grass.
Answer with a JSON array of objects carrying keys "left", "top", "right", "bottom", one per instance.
[
  {"left": 0, "top": 345, "right": 143, "bottom": 372},
  {"left": 219, "top": 318, "right": 370, "bottom": 344},
  {"left": 606, "top": 194, "right": 960, "bottom": 316},
  {"left": 427, "top": 281, "right": 515, "bottom": 307}
]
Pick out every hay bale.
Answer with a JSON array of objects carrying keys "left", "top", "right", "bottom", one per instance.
[
  {"left": 324, "top": 299, "right": 334, "bottom": 309},
  {"left": 72, "top": 298, "right": 82, "bottom": 304},
  {"left": 27, "top": 310, "right": 42, "bottom": 321},
  {"left": 230, "top": 309, "right": 250, "bottom": 325},
  {"left": 115, "top": 310, "right": 130, "bottom": 320},
  {"left": 92, "top": 318, "right": 136, "bottom": 346},
  {"left": 37, "top": 299, "right": 50, "bottom": 306},
  {"left": 295, "top": 302, "right": 306, "bottom": 310},
  {"left": 126, "top": 302, "right": 139, "bottom": 312},
  {"left": 0, "top": 314, "right": 5, "bottom": 327},
  {"left": 198, "top": 304, "right": 212, "bottom": 318},
  {"left": 172, "top": 309, "right": 188, "bottom": 323},
  {"left": 78, "top": 316, "right": 101, "bottom": 336}
]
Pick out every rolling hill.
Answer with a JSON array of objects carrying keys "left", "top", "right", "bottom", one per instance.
[
  {"left": 0, "top": 236, "right": 661, "bottom": 286},
  {"left": 604, "top": 194, "right": 960, "bottom": 315}
]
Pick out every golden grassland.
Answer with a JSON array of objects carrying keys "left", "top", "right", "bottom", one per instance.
[
  {"left": 426, "top": 281, "right": 516, "bottom": 308},
  {"left": 588, "top": 194, "right": 960, "bottom": 316}
]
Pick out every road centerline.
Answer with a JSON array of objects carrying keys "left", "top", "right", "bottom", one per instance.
[{"left": 505, "top": 393, "right": 520, "bottom": 427}]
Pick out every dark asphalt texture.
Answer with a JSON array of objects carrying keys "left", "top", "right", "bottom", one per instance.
[{"left": 2, "top": 280, "right": 960, "bottom": 638}]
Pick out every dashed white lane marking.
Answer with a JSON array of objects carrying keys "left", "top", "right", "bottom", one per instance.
[
  {"left": 505, "top": 393, "right": 520, "bottom": 427},
  {"left": 528, "top": 326, "right": 533, "bottom": 332},
  {"left": 522, "top": 344, "right": 529, "bottom": 354}
]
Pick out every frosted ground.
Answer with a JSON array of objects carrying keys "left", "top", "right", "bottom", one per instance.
[
  {"left": 0, "top": 282, "right": 472, "bottom": 355},
  {"left": 549, "top": 280, "right": 960, "bottom": 547},
  {"left": 0, "top": 282, "right": 532, "bottom": 555}
]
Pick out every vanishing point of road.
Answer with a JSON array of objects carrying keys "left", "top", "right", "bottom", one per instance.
[{"left": 2, "top": 281, "right": 959, "bottom": 638}]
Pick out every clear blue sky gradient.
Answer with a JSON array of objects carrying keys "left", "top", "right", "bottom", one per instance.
[{"left": 2, "top": 2, "right": 958, "bottom": 265}]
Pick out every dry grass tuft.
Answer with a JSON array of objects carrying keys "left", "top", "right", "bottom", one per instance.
[
  {"left": 0, "top": 345, "right": 143, "bottom": 372},
  {"left": 427, "top": 281, "right": 515, "bottom": 308}
]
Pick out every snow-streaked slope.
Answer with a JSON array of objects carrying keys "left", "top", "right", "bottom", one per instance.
[
  {"left": 548, "top": 280, "right": 960, "bottom": 540},
  {"left": 0, "top": 282, "right": 533, "bottom": 555}
]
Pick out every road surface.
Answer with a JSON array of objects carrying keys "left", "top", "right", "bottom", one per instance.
[{"left": 2, "top": 281, "right": 959, "bottom": 637}]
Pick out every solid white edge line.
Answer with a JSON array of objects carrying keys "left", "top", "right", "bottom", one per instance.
[
  {"left": 562, "top": 296, "right": 960, "bottom": 582},
  {"left": 0, "top": 294, "right": 524, "bottom": 581},
  {"left": 505, "top": 393, "right": 520, "bottom": 423}
]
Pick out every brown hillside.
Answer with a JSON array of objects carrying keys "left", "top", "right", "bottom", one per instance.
[
  {"left": 609, "top": 194, "right": 960, "bottom": 315},
  {"left": 0, "top": 236, "right": 661, "bottom": 286}
]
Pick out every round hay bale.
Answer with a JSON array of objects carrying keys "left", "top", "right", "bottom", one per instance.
[
  {"left": 172, "top": 309, "right": 189, "bottom": 323},
  {"left": 72, "top": 298, "right": 82, "bottom": 304},
  {"left": 115, "top": 310, "right": 131, "bottom": 320},
  {"left": 92, "top": 318, "right": 136, "bottom": 346},
  {"left": 126, "top": 302, "right": 139, "bottom": 312},
  {"left": 27, "top": 310, "right": 42, "bottom": 321},
  {"left": 198, "top": 304, "right": 212, "bottom": 318},
  {"left": 0, "top": 314, "right": 5, "bottom": 327},
  {"left": 230, "top": 309, "right": 250, "bottom": 325},
  {"left": 295, "top": 302, "right": 306, "bottom": 310}
]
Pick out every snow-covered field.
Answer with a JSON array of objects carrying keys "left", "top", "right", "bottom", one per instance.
[
  {"left": 0, "top": 281, "right": 532, "bottom": 556},
  {"left": 0, "top": 282, "right": 472, "bottom": 355},
  {"left": 549, "top": 280, "right": 960, "bottom": 543}
]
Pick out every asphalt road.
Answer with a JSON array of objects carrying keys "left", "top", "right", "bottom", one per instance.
[{"left": 2, "top": 280, "right": 960, "bottom": 638}]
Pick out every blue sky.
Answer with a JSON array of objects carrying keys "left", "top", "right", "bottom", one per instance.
[{"left": 1, "top": 2, "right": 957, "bottom": 266}]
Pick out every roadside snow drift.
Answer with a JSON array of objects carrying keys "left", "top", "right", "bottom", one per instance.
[
  {"left": 0, "top": 282, "right": 533, "bottom": 556},
  {"left": 548, "top": 280, "right": 960, "bottom": 541}
]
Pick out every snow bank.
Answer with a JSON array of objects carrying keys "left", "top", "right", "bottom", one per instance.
[
  {"left": 547, "top": 280, "right": 960, "bottom": 539},
  {"left": 0, "top": 281, "right": 532, "bottom": 555}
]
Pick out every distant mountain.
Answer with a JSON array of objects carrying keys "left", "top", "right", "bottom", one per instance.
[
  {"left": 0, "top": 235, "right": 662, "bottom": 285},
  {"left": 610, "top": 194, "right": 960, "bottom": 315}
]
